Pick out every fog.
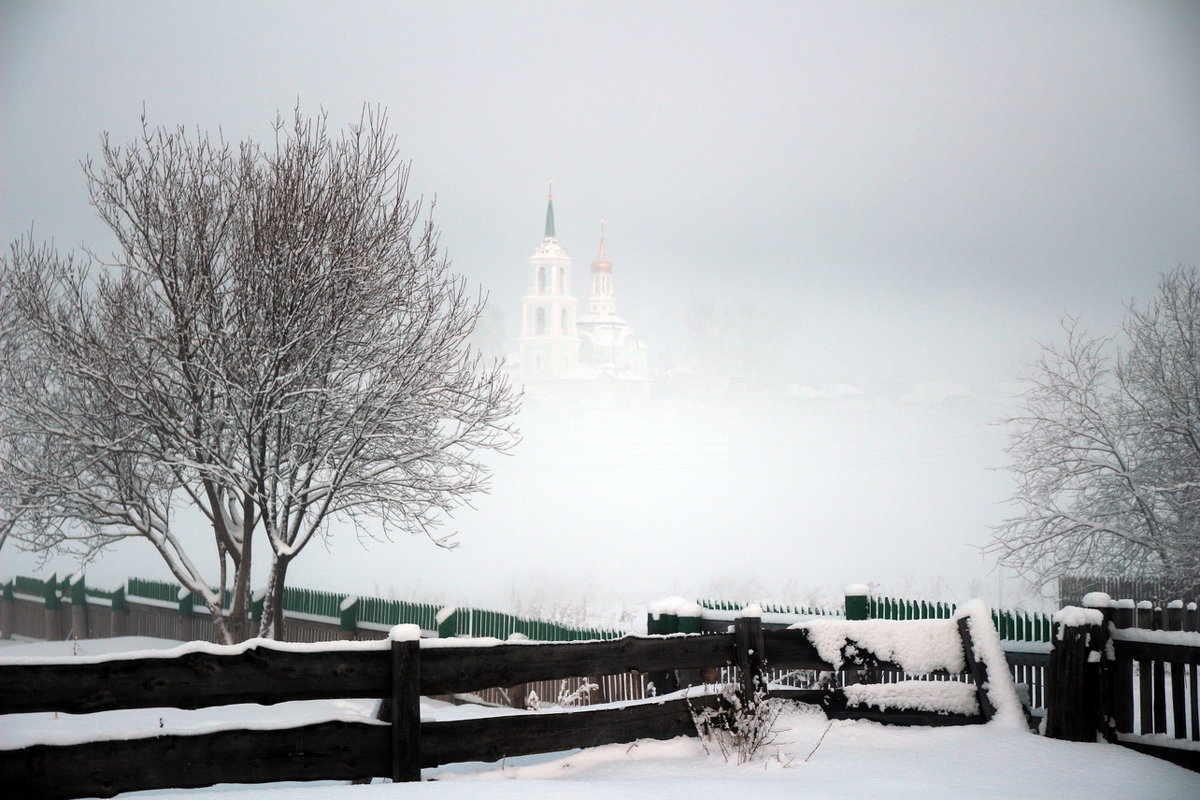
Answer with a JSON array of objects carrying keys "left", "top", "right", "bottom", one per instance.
[{"left": 3, "top": 1, "right": 1198, "bottom": 616}]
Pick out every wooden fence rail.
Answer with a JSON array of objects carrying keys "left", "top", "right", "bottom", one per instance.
[{"left": 1, "top": 615, "right": 1004, "bottom": 799}]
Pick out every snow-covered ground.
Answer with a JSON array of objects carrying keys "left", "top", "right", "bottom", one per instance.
[{"left": 2, "top": 638, "right": 1197, "bottom": 800}]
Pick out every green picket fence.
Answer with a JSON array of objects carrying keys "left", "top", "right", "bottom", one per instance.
[
  {"left": 9, "top": 574, "right": 623, "bottom": 642},
  {"left": 697, "top": 598, "right": 839, "bottom": 617},
  {"left": 869, "top": 595, "right": 1052, "bottom": 642},
  {"left": 695, "top": 593, "right": 1053, "bottom": 643},
  {"left": 457, "top": 607, "right": 620, "bottom": 642}
]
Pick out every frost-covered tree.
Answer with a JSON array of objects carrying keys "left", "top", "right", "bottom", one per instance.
[
  {"left": 993, "top": 266, "right": 1200, "bottom": 592},
  {"left": 0, "top": 109, "right": 519, "bottom": 642}
]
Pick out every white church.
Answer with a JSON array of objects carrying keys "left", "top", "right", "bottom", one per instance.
[{"left": 516, "top": 187, "right": 650, "bottom": 388}]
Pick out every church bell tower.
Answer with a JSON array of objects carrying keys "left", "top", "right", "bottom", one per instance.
[{"left": 518, "top": 183, "right": 579, "bottom": 380}]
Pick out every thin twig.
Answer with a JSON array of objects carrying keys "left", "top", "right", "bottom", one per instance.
[{"left": 804, "top": 721, "right": 834, "bottom": 763}]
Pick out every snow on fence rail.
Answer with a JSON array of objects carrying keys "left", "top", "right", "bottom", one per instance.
[{"left": 0, "top": 610, "right": 1024, "bottom": 798}]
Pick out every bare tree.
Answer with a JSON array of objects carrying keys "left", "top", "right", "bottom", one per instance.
[
  {"left": 0, "top": 109, "right": 519, "bottom": 641},
  {"left": 993, "top": 266, "right": 1200, "bottom": 592}
]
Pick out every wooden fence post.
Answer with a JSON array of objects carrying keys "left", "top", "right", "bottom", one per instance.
[
  {"left": 389, "top": 625, "right": 421, "bottom": 782},
  {"left": 44, "top": 573, "right": 64, "bottom": 641},
  {"left": 1112, "top": 599, "right": 1135, "bottom": 735},
  {"left": 734, "top": 614, "right": 767, "bottom": 712},
  {"left": 339, "top": 596, "right": 359, "bottom": 641},
  {"left": 0, "top": 581, "right": 13, "bottom": 640},
  {"left": 844, "top": 584, "right": 869, "bottom": 621},
  {"left": 250, "top": 590, "right": 265, "bottom": 638},
  {"left": 111, "top": 586, "right": 127, "bottom": 638},
  {"left": 436, "top": 607, "right": 458, "bottom": 639},
  {"left": 956, "top": 615, "right": 995, "bottom": 722},
  {"left": 1044, "top": 605, "right": 1111, "bottom": 742},
  {"left": 646, "top": 600, "right": 680, "bottom": 696},
  {"left": 68, "top": 573, "right": 88, "bottom": 640}
]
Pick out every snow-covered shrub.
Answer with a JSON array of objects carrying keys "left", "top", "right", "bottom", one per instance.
[{"left": 688, "top": 684, "right": 787, "bottom": 765}]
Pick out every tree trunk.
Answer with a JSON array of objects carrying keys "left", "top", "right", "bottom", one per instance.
[
  {"left": 225, "top": 518, "right": 254, "bottom": 642},
  {"left": 259, "top": 556, "right": 291, "bottom": 641}
]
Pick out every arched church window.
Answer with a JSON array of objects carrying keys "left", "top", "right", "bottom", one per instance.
[
  {"left": 535, "top": 307, "right": 547, "bottom": 334},
  {"left": 561, "top": 308, "right": 569, "bottom": 334},
  {"left": 536, "top": 267, "right": 545, "bottom": 293}
]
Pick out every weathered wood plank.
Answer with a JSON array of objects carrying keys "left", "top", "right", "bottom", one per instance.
[
  {"left": 734, "top": 616, "right": 766, "bottom": 709},
  {"left": 1045, "top": 622, "right": 1109, "bottom": 742},
  {"left": 420, "top": 695, "right": 718, "bottom": 768},
  {"left": 1191, "top": 662, "right": 1199, "bottom": 742},
  {"left": 1002, "top": 650, "right": 1051, "bottom": 669},
  {"left": 1113, "top": 639, "right": 1200, "bottom": 666},
  {"left": 1172, "top": 661, "right": 1187, "bottom": 740},
  {"left": 0, "top": 720, "right": 390, "bottom": 800},
  {"left": 0, "top": 635, "right": 739, "bottom": 714},
  {"left": 419, "top": 635, "right": 737, "bottom": 695},
  {"left": 771, "top": 687, "right": 985, "bottom": 727},
  {"left": 1113, "top": 655, "right": 1135, "bottom": 734},
  {"left": 0, "top": 647, "right": 393, "bottom": 714},
  {"left": 391, "top": 639, "right": 420, "bottom": 782},
  {"left": 1154, "top": 660, "right": 1168, "bottom": 733},
  {"left": 1139, "top": 658, "right": 1154, "bottom": 733},
  {"left": 958, "top": 616, "right": 995, "bottom": 722}
]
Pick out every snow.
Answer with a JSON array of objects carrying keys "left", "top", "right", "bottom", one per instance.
[
  {"left": 338, "top": 595, "right": 358, "bottom": 612},
  {"left": 843, "top": 680, "right": 980, "bottom": 716},
  {"left": 1, "top": 638, "right": 1197, "bottom": 799},
  {"left": 1081, "top": 591, "right": 1111, "bottom": 608},
  {"left": 741, "top": 603, "right": 763, "bottom": 618},
  {"left": 790, "top": 618, "right": 966, "bottom": 674},
  {"left": 1052, "top": 606, "right": 1104, "bottom": 627},
  {"left": 843, "top": 583, "right": 870, "bottom": 597},
  {"left": 954, "top": 600, "right": 1027, "bottom": 729},
  {"left": 1113, "top": 628, "right": 1200, "bottom": 648},
  {"left": 648, "top": 596, "right": 692, "bottom": 617},
  {"left": 436, "top": 606, "right": 457, "bottom": 625},
  {"left": 388, "top": 624, "right": 421, "bottom": 642},
  {"left": 1118, "top": 732, "right": 1200, "bottom": 753}
]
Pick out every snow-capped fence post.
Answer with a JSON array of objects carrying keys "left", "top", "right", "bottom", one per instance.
[
  {"left": 436, "top": 606, "right": 458, "bottom": 638},
  {"left": 844, "top": 584, "right": 869, "bottom": 621},
  {"left": 110, "top": 584, "right": 127, "bottom": 637},
  {"left": 43, "top": 573, "right": 64, "bottom": 640},
  {"left": 1044, "top": 601, "right": 1112, "bottom": 742},
  {"left": 338, "top": 596, "right": 359, "bottom": 640},
  {"left": 1112, "top": 599, "right": 1136, "bottom": 735},
  {"left": 0, "top": 581, "right": 13, "bottom": 639},
  {"left": 177, "top": 586, "right": 194, "bottom": 618},
  {"left": 68, "top": 572, "right": 88, "bottom": 640},
  {"left": 734, "top": 611, "right": 767, "bottom": 712},
  {"left": 249, "top": 589, "right": 265, "bottom": 638},
  {"left": 1165, "top": 601, "right": 1188, "bottom": 739},
  {"left": 646, "top": 599, "right": 683, "bottom": 696},
  {"left": 389, "top": 625, "right": 422, "bottom": 782}
]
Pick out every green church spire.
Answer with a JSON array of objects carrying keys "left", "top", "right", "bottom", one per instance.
[{"left": 544, "top": 180, "right": 555, "bottom": 239}]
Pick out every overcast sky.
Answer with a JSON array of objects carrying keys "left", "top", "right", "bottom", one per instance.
[{"left": 3, "top": 1, "right": 1198, "bottom": 615}]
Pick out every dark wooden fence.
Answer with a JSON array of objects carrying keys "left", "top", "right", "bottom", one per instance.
[
  {"left": 1060, "top": 576, "right": 1200, "bottom": 608},
  {"left": 1044, "top": 597, "right": 1200, "bottom": 773},
  {"left": 1, "top": 615, "right": 1007, "bottom": 799}
]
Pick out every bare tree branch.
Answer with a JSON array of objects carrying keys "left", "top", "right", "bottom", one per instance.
[{"left": 0, "top": 107, "right": 520, "bottom": 641}]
